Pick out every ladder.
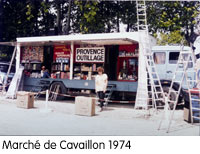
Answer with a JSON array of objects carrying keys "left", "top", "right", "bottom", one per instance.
[
  {"left": 104, "top": 84, "right": 116, "bottom": 106},
  {"left": 188, "top": 88, "right": 200, "bottom": 124},
  {"left": 158, "top": 47, "right": 199, "bottom": 132},
  {"left": 2, "top": 46, "right": 17, "bottom": 92},
  {"left": 49, "top": 84, "right": 60, "bottom": 101},
  {"left": 184, "top": 52, "right": 200, "bottom": 124},
  {"left": 6, "top": 66, "right": 24, "bottom": 99},
  {"left": 34, "top": 80, "right": 50, "bottom": 99},
  {"left": 135, "top": 0, "right": 165, "bottom": 110}
]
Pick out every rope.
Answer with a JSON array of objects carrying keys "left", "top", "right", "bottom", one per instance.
[{"left": 32, "top": 90, "right": 136, "bottom": 103}]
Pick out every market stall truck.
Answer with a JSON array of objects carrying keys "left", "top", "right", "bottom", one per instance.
[
  {"left": 14, "top": 32, "right": 145, "bottom": 102},
  {"left": 5, "top": 32, "right": 192, "bottom": 106}
]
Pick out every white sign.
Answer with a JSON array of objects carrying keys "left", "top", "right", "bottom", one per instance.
[{"left": 75, "top": 47, "right": 105, "bottom": 63}]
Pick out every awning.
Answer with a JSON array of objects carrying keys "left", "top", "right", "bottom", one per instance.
[
  {"left": 16, "top": 32, "right": 141, "bottom": 46},
  {"left": 0, "top": 38, "right": 135, "bottom": 47},
  {"left": 0, "top": 42, "right": 16, "bottom": 46},
  {"left": 1, "top": 32, "right": 156, "bottom": 47}
]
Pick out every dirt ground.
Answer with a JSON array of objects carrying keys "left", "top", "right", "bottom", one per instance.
[{"left": 0, "top": 96, "right": 199, "bottom": 136}]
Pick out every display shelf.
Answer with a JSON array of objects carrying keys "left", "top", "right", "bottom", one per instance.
[
  {"left": 51, "top": 62, "right": 70, "bottom": 72},
  {"left": 22, "top": 61, "right": 42, "bottom": 64},
  {"left": 118, "top": 55, "right": 138, "bottom": 58},
  {"left": 23, "top": 63, "right": 42, "bottom": 71},
  {"left": 117, "top": 45, "right": 138, "bottom": 82},
  {"left": 73, "top": 63, "right": 103, "bottom": 80},
  {"left": 52, "top": 70, "right": 70, "bottom": 72},
  {"left": 74, "top": 70, "right": 97, "bottom": 72}
]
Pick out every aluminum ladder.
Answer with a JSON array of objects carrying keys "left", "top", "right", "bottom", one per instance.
[
  {"left": 135, "top": 0, "right": 165, "bottom": 111},
  {"left": 158, "top": 47, "right": 198, "bottom": 132},
  {"left": 188, "top": 88, "right": 200, "bottom": 124},
  {"left": 49, "top": 84, "right": 60, "bottom": 101},
  {"left": 104, "top": 84, "right": 116, "bottom": 107},
  {"left": 6, "top": 66, "right": 24, "bottom": 99}
]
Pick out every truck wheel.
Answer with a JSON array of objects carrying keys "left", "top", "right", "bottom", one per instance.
[
  {"left": 162, "top": 86, "right": 176, "bottom": 110},
  {"left": 49, "top": 82, "right": 67, "bottom": 100}
]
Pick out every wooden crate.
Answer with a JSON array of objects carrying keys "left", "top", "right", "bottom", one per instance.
[
  {"left": 75, "top": 96, "right": 95, "bottom": 116},
  {"left": 17, "top": 91, "right": 34, "bottom": 109}
]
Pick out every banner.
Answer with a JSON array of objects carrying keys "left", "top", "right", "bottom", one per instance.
[
  {"left": 75, "top": 47, "right": 105, "bottom": 63},
  {"left": 21, "top": 46, "right": 44, "bottom": 63},
  {"left": 53, "top": 45, "right": 71, "bottom": 62}
]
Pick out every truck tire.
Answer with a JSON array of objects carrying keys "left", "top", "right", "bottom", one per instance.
[
  {"left": 49, "top": 82, "right": 67, "bottom": 100},
  {"left": 162, "top": 86, "right": 176, "bottom": 110}
]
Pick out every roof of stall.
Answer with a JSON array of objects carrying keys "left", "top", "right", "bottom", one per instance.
[
  {"left": 0, "top": 42, "right": 16, "bottom": 46},
  {"left": 15, "top": 32, "right": 156, "bottom": 46},
  {"left": 152, "top": 45, "right": 191, "bottom": 51}
]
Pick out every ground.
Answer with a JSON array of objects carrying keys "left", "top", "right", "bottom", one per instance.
[{"left": 0, "top": 96, "right": 199, "bottom": 136}]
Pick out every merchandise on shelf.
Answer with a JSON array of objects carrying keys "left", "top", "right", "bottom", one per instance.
[
  {"left": 117, "top": 44, "right": 138, "bottom": 81},
  {"left": 73, "top": 63, "right": 103, "bottom": 80}
]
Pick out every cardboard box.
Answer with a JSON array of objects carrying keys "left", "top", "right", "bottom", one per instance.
[
  {"left": 17, "top": 91, "right": 34, "bottom": 109},
  {"left": 183, "top": 107, "right": 191, "bottom": 122},
  {"left": 75, "top": 96, "right": 95, "bottom": 116},
  {"left": 184, "top": 107, "right": 200, "bottom": 123}
]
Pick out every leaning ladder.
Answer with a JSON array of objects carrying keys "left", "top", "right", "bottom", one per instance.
[
  {"left": 158, "top": 47, "right": 199, "bottom": 133},
  {"left": 135, "top": 0, "right": 165, "bottom": 110},
  {"left": 186, "top": 52, "right": 200, "bottom": 130}
]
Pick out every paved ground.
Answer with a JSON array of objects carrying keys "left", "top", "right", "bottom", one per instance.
[{"left": 0, "top": 96, "right": 199, "bottom": 136}]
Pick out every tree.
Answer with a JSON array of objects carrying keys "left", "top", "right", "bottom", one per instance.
[
  {"left": 119, "top": 1, "right": 137, "bottom": 32},
  {"left": 39, "top": 0, "right": 55, "bottom": 35},
  {"left": 156, "top": 30, "right": 187, "bottom": 45},
  {"left": 147, "top": 1, "right": 200, "bottom": 44},
  {"left": 65, "top": 0, "right": 72, "bottom": 35},
  {"left": 26, "top": 0, "right": 43, "bottom": 36},
  {"left": 73, "top": 0, "right": 100, "bottom": 34},
  {"left": 0, "top": 0, "right": 3, "bottom": 41},
  {"left": 2, "top": 0, "right": 28, "bottom": 40}
]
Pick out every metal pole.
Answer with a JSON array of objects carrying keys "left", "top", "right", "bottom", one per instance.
[
  {"left": 70, "top": 42, "right": 74, "bottom": 80},
  {"left": 45, "top": 89, "right": 49, "bottom": 109}
]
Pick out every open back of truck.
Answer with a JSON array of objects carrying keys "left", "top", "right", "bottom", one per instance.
[{"left": 13, "top": 32, "right": 156, "bottom": 101}]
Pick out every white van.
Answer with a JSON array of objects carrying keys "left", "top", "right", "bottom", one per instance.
[{"left": 152, "top": 45, "right": 195, "bottom": 105}]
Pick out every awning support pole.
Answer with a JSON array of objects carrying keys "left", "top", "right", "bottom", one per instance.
[
  {"left": 70, "top": 42, "right": 74, "bottom": 80},
  {"left": 16, "top": 43, "right": 21, "bottom": 72}
]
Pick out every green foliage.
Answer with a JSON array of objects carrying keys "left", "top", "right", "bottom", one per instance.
[
  {"left": 119, "top": 1, "right": 137, "bottom": 32},
  {"left": 74, "top": 0, "right": 100, "bottom": 33},
  {"left": 147, "top": 1, "right": 200, "bottom": 43},
  {"left": 157, "top": 30, "right": 187, "bottom": 45},
  {"left": 0, "top": 0, "right": 199, "bottom": 45}
]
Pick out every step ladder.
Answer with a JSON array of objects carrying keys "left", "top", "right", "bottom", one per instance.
[
  {"left": 6, "top": 66, "right": 24, "bottom": 99},
  {"left": 158, "top": 47, "right": 198, "bottom": 132},
  {"left": 2, "top": 46, "right": 17, "bottom": 93},
  {"left": 49, "top": 84, "right": 60, "bottom": 101},
  {"left": 34, "top": 80, "right": 51, "bottom": 99},
  {"left": 135, "top": 0, "right": 165, "bottom": 110},
  {"left": 188, "top": 88, "right": 200, "bottom": 124},
  {"left": 104, "top": 84, "right": 116, "bottom": 106},
  {"left": 185, "top": 52, "right": 200, "bottom": 124}
]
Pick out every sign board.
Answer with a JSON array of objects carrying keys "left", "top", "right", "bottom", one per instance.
[
  {"left": 75, "top": 47, "right": 105, "bottom": 63},
  {"left": 21, "top": 46, "right": 44, "bottom": 63},
  {"left": 53, "top": 45, "right": 71, "bottom": 62}
]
